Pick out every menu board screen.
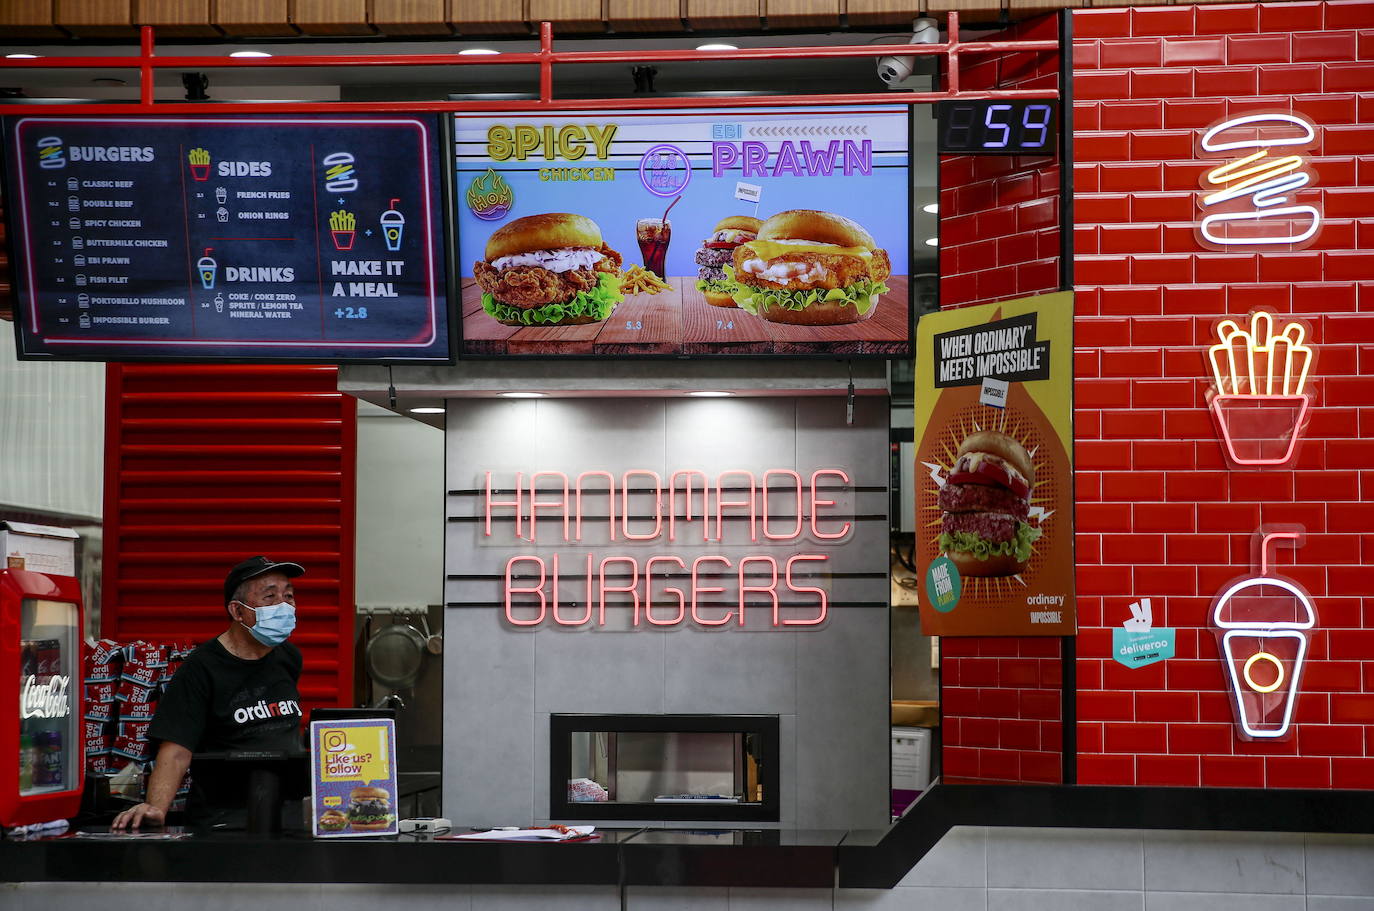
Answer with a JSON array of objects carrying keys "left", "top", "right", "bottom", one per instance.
[
  {"left": 3, "top": 115, "right": 450, "bottom": 362},
  {"left": 453, "top": 106, "right": 912, "bottom": 357}
]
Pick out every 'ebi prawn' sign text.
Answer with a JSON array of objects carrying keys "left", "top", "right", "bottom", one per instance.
[{"left": 486, "top": 469, "right": 853, "bottom": 629}]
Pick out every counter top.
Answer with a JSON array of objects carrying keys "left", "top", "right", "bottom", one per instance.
[{"left": 6, "top": 783, "right": 1372, "bottom": 890}]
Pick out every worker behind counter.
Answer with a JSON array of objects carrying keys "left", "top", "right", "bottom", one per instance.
[{"left": 111, "top": 556, "right": 306, "bottom": 831}]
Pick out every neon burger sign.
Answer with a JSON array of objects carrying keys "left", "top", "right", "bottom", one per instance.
[{"left": 486, "top": 469, "right": 853, "bottom": 629}]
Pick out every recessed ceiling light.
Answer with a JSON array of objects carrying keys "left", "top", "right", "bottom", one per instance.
[
  {"left": 408, "top": 406, "right": 445, "bottom": 414},
  {"left": 696, "top": 43, "right": 738, "bottom": 51},
  {"left": 6, "top": 53, "right": 40, "bottom": 59},
  {"left": 459, "top": 48, "right": 500, "bottom": 56},
  {"left": 924, "top": 237, "right": 938, "bottom": 246},
  {"left": 91, "top": 77, "right": 127, "bottom": 86},
  {"left": 499, "top": 391, "right": 546, "bottom": 398},
  {"left": 688, "top": 391, "right": 734, "bottom": 397},
  {"left": 922, "top": 202, "right": 938, "bottom": 214},
  {"left": 229, "top": 50, "right": 272, "bottom": 58}
]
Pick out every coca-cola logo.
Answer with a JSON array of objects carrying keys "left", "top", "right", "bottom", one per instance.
[{"left": 20, "top": 674, "right": 71, "bottom": 720}]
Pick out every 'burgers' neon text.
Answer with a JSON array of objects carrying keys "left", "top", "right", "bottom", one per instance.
[{"left": 487, "top": 469, "right": 852, "bottom": 629}]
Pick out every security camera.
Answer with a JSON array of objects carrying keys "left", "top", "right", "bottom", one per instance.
[{"left": 877, "top": 18, "right": 940, "bottom": 88}]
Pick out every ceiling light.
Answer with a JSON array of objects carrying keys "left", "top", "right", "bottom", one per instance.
[
  {"left": 408, "top": 406, "right": 444, "bottom": 414},
  {"left": 229, "top": 50, "right": 272, "bottom": 58},
  {"left": 499, "top": 391, "right": 546, "bottom": 398},
  {"left": 696, "top": 43, "right": 738, "bottom": 51},
  {"left": 688, "top": 391, "right": 734, "bottom": 397},
  {"left": 925, "top": 237, "right": 938, "bottom": 246},
  {"left": 460, "top": 48, "right": 500, "bottom": 56},
  {"left": 91, "top": 77, "right": 127, "bottom": 86},
  {"left": 6, "top": 53, "right": 39, "bottom": 59},
  {"left": 922, "top": 202, "right": 938, "bottom": 214}
]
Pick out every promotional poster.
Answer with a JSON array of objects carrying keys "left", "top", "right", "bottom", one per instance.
[
  {"left": 309, "top": 717, "right": 399, "bottom": 838},
  {"left": 453, "top": 106, "right": 912, "bottom": 357},
  {"left": 914, "top": 291, "right": 1075, "bottom": 636},
  {"left": 3, "top": 115, "right": 448, "bottom": 362}
]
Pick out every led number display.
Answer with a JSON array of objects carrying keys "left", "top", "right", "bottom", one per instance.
[{"left": 936, "top": 101, "right": 1057, "bottom": 155}]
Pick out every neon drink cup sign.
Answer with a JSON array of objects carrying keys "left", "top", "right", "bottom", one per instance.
[
  {"left": 1210, "top": 529, "right": 1315, "bottom": 741},
  {"left": 485, "top": 468, "right": 853, "bottom": 629}
]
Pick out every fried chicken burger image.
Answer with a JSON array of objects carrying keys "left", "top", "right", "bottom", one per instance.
[
  {"left": 726, "top": 209, "right": 890, "bottom": 325},
  {"left": 694, "top": 215, "right": 762, "bottom": 308},
  {"left": 474, "top": 213, "right": 624, "bottom": 326},
  {"left": 317, "top": 808, "right": 348, "bottom": 832},
  {"left": 938, "top": 430, "right": 1042, "bottom": 577}
]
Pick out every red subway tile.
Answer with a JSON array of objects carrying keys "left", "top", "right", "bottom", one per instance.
[
  {"left": 1073, "top": 39, "right": 1100, "bottom": 71},
  {"left": 1325, "top": 126, "right": 1374, "bottom": 156},
  {"left": 1101, "top": 223, "right": 1163, "bottom": 255},
  {"left": 1017, "top": 260, "right": 1060, "bottom": 296},
  {"left": 1104, "top": 721, "right": 1168, "bottom": 753},
  {"left": 1165, "top": 472, "right": 1231, "bottom": 502},
  {"left": 1076, "top": 193, "right": 1131, "bottom": 224},
  {"left": 1130, "top": 193, "right": 1194, "bottom": 223},
  {"left": 943, "top": 746, "right": 979, "bottom": 779},
  {"left": 1099, "top": 37, "right": 1164, "bottom": 69},
  {"left": 1169, "top": 722, "right": 1233, "bottom": 753},
  {"left": 1104, "top": 530, "right": 1164, "bottom": 562},
  {"left": 1133, "top": 437, "right": 1194, "bottom": 469},
  {"left": 1293, "top": 31, "right": 1357, "bottom": 62},
  {"left": 1136, "top": 691, "right": 1199, "bottom": 723},
  {"left": 1202, "top": 756, "right": 1266, "bottom": 788},
  {"left": 1099, "top": 285, "right": 1164, "bottom": 316},
  {"left": 1129, "top": 5, "right": 1195, "bottom": 38},
  {"left": 1167, "top": 658, "right": 1225, "bottom": 691},
  {"left": 1020, "top": 751, "right": 1062, "bottom": 784},
  {"left": 1195, "top": 253, "right": 1259, "bottom": 284},
  {"left": 1135, "top": 502, "right": 1196, "bottom": 533},
  {"left": 1077, "top": 256, "right": 1134, "bottom": 287},
  {"left": 1130, "top": 67, "right": 1196, "bottom": 99},
  {"left": 960, "top": 657, "right": 1000, "bottom": 687},
  {"left": 1075, "top": 132, "right": 1131, "bottom": 163},
  {"left": 1137, "top": 754, "right": 1201, "bottom": 787},
  {"left": 979, "top": 688, "right": 1021, "bottom": 718},
  {"left": 1229, "top": 472, "right": 1294, "bottom": 503},
  {"left": 1000, "top": 659, "right": 1041, "bottom": 688},
  {"left": 961, "top": 717, "right": 1001, "bottom": 748},
  {"left": 1265, "top": 756, "right": 1331, "bottom": 789},
  {"left": 1332, "top": 758, "right": 1374, "bottom": 789},
  {"left": 1073, "top": 8, "right": 1132, "bottom": 40},
  {"left": 1162, "top": 284, "right": 1226, "bottom": 316},
  {"left": 1196, "top": 4, "right": 1260, "bottom": 36},
  {"left": 1019, "top": 690, "right": 1061, "bottom": 721},
  {"left": 1102, "top": 409, "right": 1164, "bottom": 440},
  {"left": 1325, "top": 0, "right": 1374, "bottom": 28},
  {"left": 1163, "top": 37, "right": 1226, "bottom": 66},
  {"left": 1226, "top": 33, "right": 1292, "bottom": 64},
  {"left": 1325, "top": 62, "right": 1374, "bottom": 92},
  {"left": 1259, "top": 254, "right": 1323, "bottom": 284},
  {"left": 1099, "top": 162, "right": 1164, "bottom": 193},
  {"left": 1098, "top": 100, "right": 1165, "bottom": 132},
  {"left": 1323, "top": 313, "right": 1374, "bottom": 343},
  {"left": 1298, "top": 724, "right": 1365, "bottom": 756},
  {"left": 1192, "top": 64, "right": 1260, "bottom": 98},
  {"left": 1131, "top": 564, "right": 1198, "bottom": 597},
  {"left": 1078, "top": 753, "right": 1136, "bottom": 786},
  {"left": 1261, "top": 63, "right": 1324, "bottom": 95},
  {"left": 1199, "top": 691, "right": 1240, "bottom": 725},
  {"left": 1164, "top": 99, "right": 1226, "bottom": 129},
  {"left": 978, "top": 748, "right": 1020, "bottom": 782},
  {"left": 1165, "top": 534, "right": 1231, "bottom": 564},
  {"left": 998, "top": 232, "right": 1039, "bottom": 267},
  {"left": 1018, "top": 199, "right": 1057, "bottom": 231},
  {"left": 1132, "top": 379, "right": 1196, "bottom": 408},
  {"left": 1163, "top": 408, "right": 1216, "bottom": 439},
  {"left": 1257, "top": 0, "right": 1321, "bottom": 31},
  {"left": 1000, "top": 718, "right": 1041, "bottom": 749},
  {"left": 1162, "top": 160, "right": 1210, "bottom": 191},
  {"left": 1099, "top": 347, "right": 1163, "bottom": 378}
]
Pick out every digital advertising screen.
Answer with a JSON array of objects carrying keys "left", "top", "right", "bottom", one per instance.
[
  {"left": 2, "top": 114, "right": 450, "bottom": 363},
  {"left": 453, "top": 105, "right": 912, "bottom": 358}
]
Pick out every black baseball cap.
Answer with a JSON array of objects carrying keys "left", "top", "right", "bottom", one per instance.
[{"left": 223, "top": 556, "right": 305, "bottom": 605}]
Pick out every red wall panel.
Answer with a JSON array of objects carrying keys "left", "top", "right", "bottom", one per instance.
[
  {"left": 101, "top": 364, "right": 356, "bottom": 712},
  {"left": 938, "top": 14, "right": 1066, "bottom": 785},
  {"left": 1071, "top": 0, "right": 1374, "bottom": 789}
]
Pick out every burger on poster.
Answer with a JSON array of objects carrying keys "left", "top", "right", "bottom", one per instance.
[
  {"left": 938, "top": 431, "right": 1041, "bottom": 577},
  {"left": 725, "top": 209, "right": 890, "bottom": 325},
  {"left": 474, "top": 213, "right": 624, "bottom": 326},
  {"left": 346, "top": 786, "right": 394, "bottom": 831},
  {"left": 694, "top": 215, "right": 762, "bottom": 308},
  {"left": 317, "top": 808, "right": 348, "bottom": 832}
]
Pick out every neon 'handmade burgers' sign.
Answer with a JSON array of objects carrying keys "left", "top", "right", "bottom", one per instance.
[{"left": 486, "top": 469, "right": 853, "bottom": 629}]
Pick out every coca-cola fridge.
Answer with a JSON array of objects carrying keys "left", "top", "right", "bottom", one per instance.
[{"left": 1, "top": 569, "right": 84, "bottom": 827}]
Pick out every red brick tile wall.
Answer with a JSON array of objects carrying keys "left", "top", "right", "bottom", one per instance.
[
  {"left": 1072, "top": 0, "right": 1374, "bottom": 789},
  {"left": 939, "top": 15, "right": 1068, "bottom": 785}
]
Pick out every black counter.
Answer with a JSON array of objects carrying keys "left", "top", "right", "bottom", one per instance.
[{"left": 6, "top": 783, "right": 1374, "bottom": 890}]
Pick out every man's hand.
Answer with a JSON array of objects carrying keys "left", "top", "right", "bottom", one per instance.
[{"left": 111, "top": 802, "right": 166, "bottom": 831}]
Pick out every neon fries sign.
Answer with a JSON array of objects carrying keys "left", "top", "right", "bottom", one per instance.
[
  {"left": 1196, "top": 113, "right": 1321, "bottom": 249},
  {"left": 486, "top": 468, "right": 853, "bottom": 629},
  {"left": 1206, "top": 310, "right": 1314, "bottom": 468}
]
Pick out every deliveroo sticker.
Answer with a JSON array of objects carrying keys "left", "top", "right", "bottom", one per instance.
[
  {"left": 1112, "top": 628, "right": 1176, "bottom": 668},
  {"left": 926, "top": 556, "right": 961, "bottom": 613}
]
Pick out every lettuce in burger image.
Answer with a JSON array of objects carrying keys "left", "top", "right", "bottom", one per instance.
[
  {"left": 474, "top": 213, "right": 624, "bottom": 326},
  {"left": 694, "top": 215, "right": 762, "bottom": 308},
  {"left": 346, "top": 786, "right": 394, "bottom": 831},
  {"left": 938, "top": 430, "right": 1041, "bottom": 577},
  {"left": 726, "top": 209, "right": 890, "bottom": 325}
]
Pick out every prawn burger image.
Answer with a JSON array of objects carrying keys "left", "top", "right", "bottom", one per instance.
[
  {"left": 726, "top": 209, "right": 890, "bottom": 325},
  {"left": 938, "top": 431, "right": 1041, "bottom": 577},
  {"left": 474, "top": 213, "right": 624, "bottom": 326},
  {"left": 694, "top": 215, "right": 762, "bottom": 308}
]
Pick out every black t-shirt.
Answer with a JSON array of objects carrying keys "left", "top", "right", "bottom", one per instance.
[{"left": 150, "top": 637, "right": 304, "bottom": 754}]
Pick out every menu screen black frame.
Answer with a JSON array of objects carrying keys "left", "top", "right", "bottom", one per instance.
[{"left": 2, "top": 113, "right": 454, "bottom": 364}]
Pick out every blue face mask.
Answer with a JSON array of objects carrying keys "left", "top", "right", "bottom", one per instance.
[{"left": 238, "top": 601, "right": 296, "bottom": 647}]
